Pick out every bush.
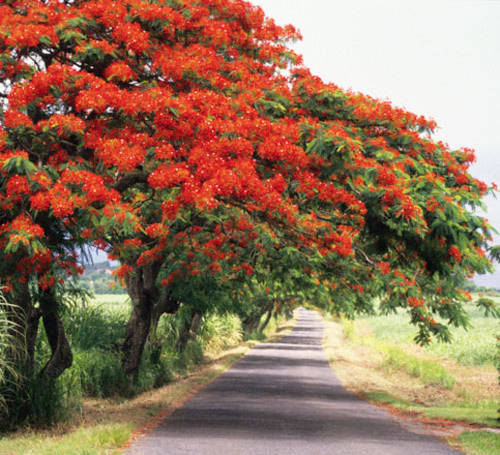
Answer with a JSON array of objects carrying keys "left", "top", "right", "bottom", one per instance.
[
  {"left": 63, "top": 304, "right": 129, "bottom": 351},
  {"left": 24, "top": 374, "right": 75, "bottom": 428},
  {"left": 1, "top": 365, "right": 78, "bottom": 431},
  {"left": 198, "top": 313, "right": 242, "bottom": 355},
  {"left": 70, "top": 349, "right": 128, "bottom": 398}
]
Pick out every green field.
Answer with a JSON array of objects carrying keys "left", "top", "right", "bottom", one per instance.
[
  {"left": 88, "top": 294, "right": 130, "bottom": 307},
  {"left": 359, "top": 294, "right": 499, "bottom": 367}
]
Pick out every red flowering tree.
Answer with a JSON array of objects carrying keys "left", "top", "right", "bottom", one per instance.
[{"left": 0, "top": 0, "right": 496, "bottom": 379}]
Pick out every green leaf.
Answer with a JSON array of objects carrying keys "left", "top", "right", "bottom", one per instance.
[
  {"left": 2, "top": 156, "right": 37, "bottom": 175},
  {"left": 39, "top": 35, "right": 52, "bottom": 46}
]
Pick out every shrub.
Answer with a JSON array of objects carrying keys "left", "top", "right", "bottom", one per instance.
[
  {"left": 198, "top": 313, "right": 242, "bottom": 355},
  {"left": 63, "top": 304, "right": 129, "bottom": 351},
  {"left": 0, "top": 293, "right": 25, "bottom": 430}
]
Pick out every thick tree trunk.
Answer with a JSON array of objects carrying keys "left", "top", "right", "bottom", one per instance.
[
  {"left": 150, "top": 288, "right": 181, "bottom": 336},
  {"left": 257, "top": 309, "right": 273, "bottom": 333},
  {"left": 121, "top": 262, "right": 176, "bottom": 375},
  {"left": 39, "top": 291, "right": 72, "bottom": 380},
  {"left": 25, "top": 308, "right": 42, "bottom": 374},
  {"left": 243, "top": 298, "right": 273, "bottom": 335},
  {"left": 122, "top": 261, "right": 184, "bottom": 375},
  {"left": 243, "top": 314, "right": 261, "bottom": 334},
  {"left": 190, "top": 313, "right": 201, "bottom": 336},
  {"left": 122, "top": 267, "right": 153, "bottom": 375},
  {"left": 5, "top": 287, "right": 69, "bottom": 378},
  {"left": 176, "top": 312, "right": 200, "bottom": 351},
  {"left": 122, "top": 302, "right": 152, "bottom": 375}
]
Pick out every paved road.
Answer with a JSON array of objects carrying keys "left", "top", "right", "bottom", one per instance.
[{"left": 127, "top": 308, "right": 461, "bottom": 454}]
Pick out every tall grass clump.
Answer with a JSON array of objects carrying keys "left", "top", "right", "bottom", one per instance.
[
  {"left": 20, "top": 373, "right": 75, "bottom": 427},
  {"left": 63, "top": 301, "right": 130, "bottom": 351},
  {"left": 68, "top": 349, "right": 128, "bottom": 398},
  {"left": 60, "top": 302, "right": 133, "bottom": 398},
  {"left": 381, "top": 345, "right": 456, "bottom": 389},
  {"left": 341, "top": 319, "right": 355, "bottom": 341},
  {"left": 0, "top": 292, "right": 25, "bottom": 429},
  {"left": 198, "top": 313, "right": 242, "bottom": 356}
]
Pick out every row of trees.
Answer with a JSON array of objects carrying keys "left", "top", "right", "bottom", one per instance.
[
  {"left": 79, "top": 261, "right": 126, "bottom": 294},
  {"left": 0, "top": 0, "right": 497, "bottom": 422}
]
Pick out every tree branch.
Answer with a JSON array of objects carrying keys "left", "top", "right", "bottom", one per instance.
[{"left": 113, "top": 171, "right": 149, "bottom": 192}]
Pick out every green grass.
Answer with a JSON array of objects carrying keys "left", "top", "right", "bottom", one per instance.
[
  {"left": 89, "top": 294, "right": 130, "bottom": 307},
  {"left": 198, "top": 313, "right": 243, "bottom": 356},
  {"left": 425, "top": 404, "right": 499, "bottom": 427},
  {"left": 0, "top": 423, "right": 132, "bottom": 455},
  {"left": 361, "top": 391, "right": 423, "bottom": 411},
  {"left": 0, "top": 295, "right": 24, "bottom": 419},
  {"left": 362, "top": 391, "right": 499, "bottom": 427},
  {"left": 380, "top": 344, "right": 456, "bottom": 389},
  {"left": 335, "top": 305, "right": 499, "bottom": 429},
  {"left": 64, "top": 303, "right": 130, "bottom": 351},
  {"left": 454, "top": 431, "right": 500, "bottom": 455},
  {"left": 341, "top": 319, "right": 457, "bottom": 389},
  {"left": 341, "top": 319, "right": 355, "bottom": 341},
  {"left": 360, "top": 298, "right": 498, "bottom": 366}
]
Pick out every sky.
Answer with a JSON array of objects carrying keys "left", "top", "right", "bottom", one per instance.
[{"left": 252, "top": 0, "right": 500, "bottom": 287}]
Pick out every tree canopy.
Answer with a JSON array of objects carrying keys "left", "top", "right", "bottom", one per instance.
[{"left": 0, "top": 0, "right": 497, "bottom": 378}]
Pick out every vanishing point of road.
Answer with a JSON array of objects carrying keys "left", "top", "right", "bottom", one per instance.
[{"left": 126, "top": 308, "right": 461, "bottom": 454}]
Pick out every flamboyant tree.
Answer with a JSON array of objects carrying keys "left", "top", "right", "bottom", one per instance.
[{"left": 0, "top": 0, "right": 497, "bottom": 379}]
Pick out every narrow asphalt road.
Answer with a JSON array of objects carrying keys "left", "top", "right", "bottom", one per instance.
[{"left": 126, "top": 308, "right": 461, "bottom": 454}]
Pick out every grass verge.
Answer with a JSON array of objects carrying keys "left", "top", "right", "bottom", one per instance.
[
  {"left": 382, "top": 346, "right": 456, "bottom": 389},
  {"left": 0, "top": 316, "right": 297, "bottom": 455},
  {"left": 452, "top": 431, "right": 500, "bottom": 455},
  {"left": 321, "top": 313, "right": 499, "bottom": 454},
  {"left": 359, "top": 391, "right": 499, "bottom": 427}
]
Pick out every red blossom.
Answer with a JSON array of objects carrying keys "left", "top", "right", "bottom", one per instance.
[{"left": 448, "top": 245, "right": 462, "bottom": 262}]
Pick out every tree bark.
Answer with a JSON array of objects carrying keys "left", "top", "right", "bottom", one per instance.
[
  {"left": 243, "top": 298, "right": 273, "bottom": 334},
  {"left": 121, "top": 261, "right": 185, "bottom": 375},
  {"left": 257, "top": 309, "right": 273, "bottom": 333},
  {"left": 39, "top": 291, "right": 72, "bottom": 380},
  {"left": 176, "top": 312, "right": 200, "bottom": 351},
  {"left": 121, "top": 263, "right": 169, "bottom": 375},
  {"left": 243, "top": 314, "right": 261, "bottom": 334},
  {"left": 122, "top": 267, "right": 153, "bottom": 375},
  {"left": 25, "top": 308, "right": 42, "bottom": 374},
  {"left": 150, "top": 287, "right": 181, "bottom": 336},
  {"left": 190, "top": 313, "right": 201, "bottom": 336}
]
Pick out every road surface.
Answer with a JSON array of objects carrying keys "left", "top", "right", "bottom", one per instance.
[{"left": 126, "top": 308, "right": 461, "bottom": 454}]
